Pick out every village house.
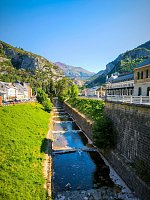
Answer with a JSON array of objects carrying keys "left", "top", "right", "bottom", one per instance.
[
  {"left": 96, "top": 86, "right": 106, "bottom": 97},
  {"left": 0, "top": 81, "right": 32, "bottom": 101},
  {"left": 0, "top": 82, "right": 17, "bottom": 101},
  {"left": 83, "top": 87, "right": 99, "bottom": 97},
  {"left": 23, "top": 82, "right": 32, "bottom": 99}
]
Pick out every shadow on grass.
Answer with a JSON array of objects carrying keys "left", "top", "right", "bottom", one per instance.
[{"left": 41, "top": 138, "right": 52, "bottom": 156}]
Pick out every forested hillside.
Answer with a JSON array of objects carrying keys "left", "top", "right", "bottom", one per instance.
[
  {"left": 87, "top": 40, "right": 150, "bottom": 87},
  {"left": 0, "top": 40, "right": 64, "bottom": 94}
]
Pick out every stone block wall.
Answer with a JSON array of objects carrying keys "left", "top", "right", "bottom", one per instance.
[
  {"left": 64, "top": 101, "right": 150, "bottom": 200},
  {"left": 104, "top": 102, "right": 150, "bottom": 167}
]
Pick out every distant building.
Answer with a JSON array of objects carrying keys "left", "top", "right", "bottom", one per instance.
[
  {"left": 106, "top": 73, "right": 134, "bottom": 96},
  {"left": 0, "top": 90, "right": 6, "bottom": 101},
  {"left": 23, "top": 83, "right": 32, "bottom": 99},
  {"left": 0, "top": 81, "right": 32, "bottom": 101},
  {"left": 0, "top": 82, "right": 17, "bottom": 100},
  {"left": 96, "top": 86, "right": 106, "bottom": 97},
  {"left": 0, "top": 95, "right": 3, "bottom": 105},
  {"left": 134, "top": 64, "right": 150, "bottom": 96},
  {"left": 84, "top": 87, "right": 99, "bottom": 97}
]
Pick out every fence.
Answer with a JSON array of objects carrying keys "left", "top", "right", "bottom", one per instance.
[{"left": 106, "top": 95, "right": 150, "bottom": 105}]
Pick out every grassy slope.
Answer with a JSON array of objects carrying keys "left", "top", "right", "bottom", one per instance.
[
  {"left": 0, "top": 103, "right": 50, "bottom": 200},
  {"left": 67, "top": 98, "right": 104, "bottom": 121}
]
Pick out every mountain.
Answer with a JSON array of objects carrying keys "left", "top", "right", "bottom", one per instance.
[
  {"left": 0, "top": 40, "right": 63, "bottom": 88},
  {"left": 55, "top": 62, "right": 95, "bottom": 80},
  {"left": 87, "top": 40, "right": 150, "bottom": 87}
]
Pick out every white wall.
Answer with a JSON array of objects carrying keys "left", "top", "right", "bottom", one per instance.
[{"left": 134, "top": 83, "right": 150, "bottom": 96}]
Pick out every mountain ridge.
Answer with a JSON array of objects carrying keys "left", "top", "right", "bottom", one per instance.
[
  {"left": 55, "top": 62, "right": 95, "bottom": 80},
  {"left": 87, "top": 40, "right": 150, "bottom": 87},
  {"left": 0, "top": 40, "right": 64, "bottom": 90}
]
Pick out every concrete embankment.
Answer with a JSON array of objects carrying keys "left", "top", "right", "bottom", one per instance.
[
  {"left": 63, "top": 101, "right": 150, "bottom": 200},
  {"left": 44, "top": 112, "right": 53, "bottom": 199}
]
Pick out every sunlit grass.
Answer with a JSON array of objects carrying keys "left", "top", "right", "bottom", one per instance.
[
  {"left": 0, "top": 103, "right": 50, "bottom": 200},
  {"left": 67, "top": 98, "right": 104, "bottom": 121}
]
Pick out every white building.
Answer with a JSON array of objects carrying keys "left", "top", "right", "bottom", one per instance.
[
  {"left": 0, "top": 81, "right": 32, "bottom": 101},
  {"left": 106, "top": 73, "right": 134, "bottom": 96},
  {"left": 134, "top": 61, "right": 150, "bottom": 96},
  {"left": 13, "top": 83, "right": 27, "bottom": 100},
  {"left": 83, "top": 86, "right": 100, "bottom": 97},
  {"left": 0, "top": 82, "right": 17, "bottom": 100}
]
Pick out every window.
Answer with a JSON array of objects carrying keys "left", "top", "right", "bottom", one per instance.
[
  {"left": 137, "top": 72, "right": 140, "bottom": 79},
  {"left": 138, "top": 87, "right": 142, "bottom": 96},
  {"left": 147, "top": 87, "right": 150, "bottom": 96},
  {"left": 146, "top": 70, "right": 148, "bottom": 78},
  {"left": 141, "top": 71, "right": 143, "bottom": 79}
]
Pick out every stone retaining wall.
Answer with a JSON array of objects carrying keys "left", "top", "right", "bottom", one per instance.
[
  {"left": 104, "top": 102, "right": 150, "bottom": 168},
  {"left": 104, "top": 102, "right": 150, "bottom": 200},
  {"left": 106, "top": 151, "right": 150, "bottom": 200}
]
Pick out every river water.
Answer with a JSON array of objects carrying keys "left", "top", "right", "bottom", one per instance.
[{"left": 52, "top": 104, "right": 138, "bottom": 200}]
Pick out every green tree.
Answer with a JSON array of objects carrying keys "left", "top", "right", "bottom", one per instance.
[
  {"left": 56, "top": 78, "right": 72, "bottom": 101},
  {"left": 46, "top": 79, "right": 55, "bottom": 97},
  {"left": 36, "top": 88, "right": 53, "bottom": 112},
  {"left": 70, "top": 84, "right": 78, "bottom": 98},
  {"left": 36, "top": 88, "right": 48, "bottom": 104},
  {"left": 42, "top": 99, "right": 53, "bottom": 112}
]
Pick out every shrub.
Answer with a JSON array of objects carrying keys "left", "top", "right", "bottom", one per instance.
[
  {"left": 37, "top": 88, "right": 48, "bottom": 104},
  {"left": 42, "top": 99, "right": 53, "bottom": 112},
  {"left": 93, "top": 116, "right": 115, "bottom": 149}
]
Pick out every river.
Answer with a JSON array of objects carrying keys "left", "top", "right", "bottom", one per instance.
[{"left": 51, "top": 103, "right": 138, "bottom": 200}]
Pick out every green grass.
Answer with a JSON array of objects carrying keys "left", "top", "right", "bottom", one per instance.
[
  {"left": 0, "top": 103, "right": 50, "bottom": 200},
  {"left": 67, "top": 98, "right": 105, "bottom": 121}
]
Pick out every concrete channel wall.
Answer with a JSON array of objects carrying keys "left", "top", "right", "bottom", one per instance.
[
  {"left": 63, "top": 101, "right": 150, "bottom": 200},
  {"left": 63, "top": 102, "right": 93, "bottom": 140}
]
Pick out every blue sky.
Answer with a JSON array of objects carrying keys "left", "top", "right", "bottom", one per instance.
[{"left": 0, "top": 0, "right": 150, "bottom": 73}]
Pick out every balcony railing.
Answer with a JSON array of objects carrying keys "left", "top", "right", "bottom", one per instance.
[{"left": 106, "top": 95, "right": 150, "bottom": 105}]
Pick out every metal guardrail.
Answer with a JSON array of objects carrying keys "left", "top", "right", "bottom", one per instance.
[
  {"left": 1, "top": 99, "right": 36, "bottom": 106},
  {"left": 106, "top": 95, "right": 150, "bottom": 105},
  {"left": 78, "top": 95, "right": 150, "bottom": 105}
]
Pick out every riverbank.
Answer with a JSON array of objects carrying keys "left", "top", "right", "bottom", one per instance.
[{"left": 0, "top": 103, "right": 50, "bottom": 199}]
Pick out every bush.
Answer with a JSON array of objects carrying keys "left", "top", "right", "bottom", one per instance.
[
  {"left": 93, "top": 116, "right": 115, "bottom": 149},
  {"left": 36, "top": 88, "right": 48, "bottom": 104},
  {"left": 42, "top": 99, "right": 53, "bottom": 112}
]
